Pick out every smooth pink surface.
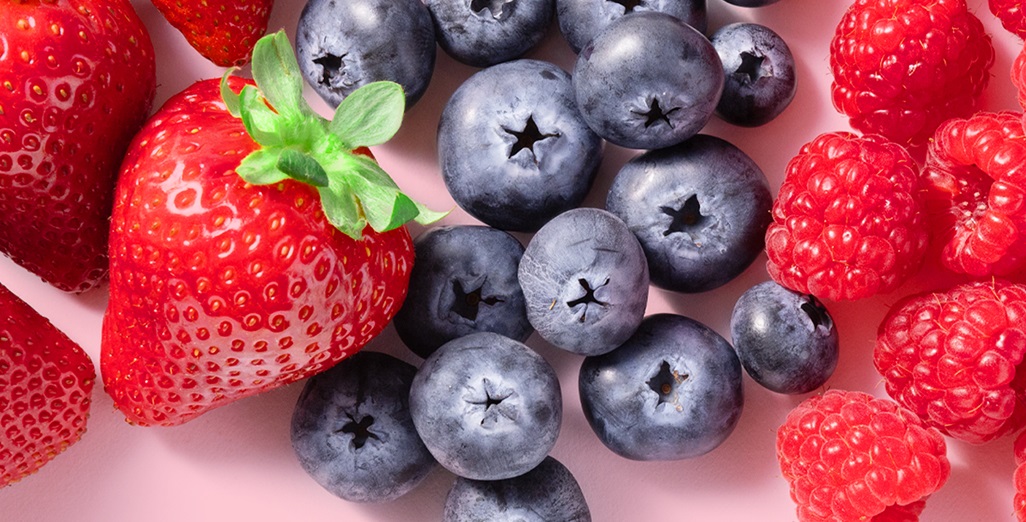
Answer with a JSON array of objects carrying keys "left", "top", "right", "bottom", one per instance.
[{"left": 1, "top": 1, "right": 1023, "bottom": 520}]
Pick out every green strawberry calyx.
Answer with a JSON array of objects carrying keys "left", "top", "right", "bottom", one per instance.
[{"left": 220, "top": 30, "right": 446, "bottom": 239}]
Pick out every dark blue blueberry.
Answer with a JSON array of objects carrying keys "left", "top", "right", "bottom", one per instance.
[
  {"left": 605, "top": 134, "right": 772, "bottom": 293},
  {"left": 443, "top": 456, "right": 591, "bottom": 521},
  {"left": 427, "top": 0, "right": 554, "bottom": 67},
  {"left": 296, "top": 0, "right": 436, "bottom": 109},
  {"left": 439, "top": 59, "right": 603, "bottom": 232},
  {"left": 290, "top": 351, "right": 436, "bottom": 502},
  {"left": 572, "top": 12, "right": 723, "bottom": 150},
  {"left": 730, "top": 281, "right": 838, "bottom": 394},
  {"left": 393, "top": 225, "right": 532, "bottom": 359},
  {"left": 578, "top": 313, "right": 744, "bottom": 461},
  {"left": 518, "top": 207, "right": 648, "bottom": 356},
  {"left": 711, "top": 22, "right": 796, "bottom": 127},
  {"left": 556, "top": 0, "right": 706, "bottom": 54},
  {"left": 409, "top": 332, "right": 562, "bottom": 480}
]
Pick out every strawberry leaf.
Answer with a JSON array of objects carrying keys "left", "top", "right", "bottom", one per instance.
[
  {"left": 318, "top": 180, "right": 365, "bottom": 239},
  {"left": 220, "top": 69, "right": 243, "bottom": 117},
  {"left": 237, "top": 148, "right": 289, "bottom": 185},
  {"left": 277, "top": 149, "right": 329, "bottom": 187},
  {"left": 251, "top": 31, "right": 315, "bottom": 123},
  {"left": 238, "top": 86, "right": 285, "bottom": 147},
  {"left": 329, "top": 81, "right": 405, "bottom": 149}
]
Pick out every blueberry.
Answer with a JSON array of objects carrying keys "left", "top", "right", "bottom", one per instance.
[
  {"left": 730, "top": 281, "right": 838, "bottom": 394},
  {"left": 518, "top": 207, "right": 649, "bottom": 356},
  {"left": 409, "top": 332, "right": 562, "bottom": 480},
  {"left": 439, "top": 59, "right": 603, "bottom": 231},
  {"left": 572, "top": 12, "right": 723, "bottom": 150},
  {"left": 427, "top": 0, "right": 554, "bottom": 67},
  {"left": 605, "top": 134, "right": 772, "bottom": 293},
  {"left": 443, "top": 456, "right": 591, "bottom": 521},
  {"left": 393, "top": 225, "right": 532, "bottom": 358},
  {"left": 711, "top": 22, "right": 796, "bottom": 127},
  {"left": 290, "top": 351, "right": 436, "bottom": 502},
  {"left": 296, "top": 0, "right": 436, "bottom": 109},
  {"left": 556, "top": 0, "right": 707, "bottom": 54},
  {"left": 578, "top": 313, "right": 744, "bottom": 461}
]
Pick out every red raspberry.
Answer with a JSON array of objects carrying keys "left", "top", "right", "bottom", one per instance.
[
  {"left": 921, "top": 111, "right": 1026, "bottom": 277},
  {"left": 765, "top": 132, "right": 928, "bottom": 301},
  {"left": 1013, "top": 42, "right": 1026, "bottom": 114},
  {"left": 830, "top": 0, "right": 994, "bottom": 147},
  {"left": 991, "top": 0, "right": 1026, "bottom": 40},
  {"left": 1015, "top": 430, "right": 1026, "bottom": 520},
  {"left": 776, "top": 390, "right": 950, "bottom": 522},
  {"left": 874, "top": 279, "right": 1026, "bottom": 444}
]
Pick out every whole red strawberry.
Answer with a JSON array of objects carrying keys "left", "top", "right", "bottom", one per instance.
[
  {"left": 875, "top": 279, "right": 1026, "bottom": 444},
  {"left": 101, "top": 33, "right": 443, "bottom": 426},
  {"left": 921, "top": 111, "right": 1026, "bottom": 277},
  {"left": 776, "top": 390, "right": 950, "bottom": 522},
  {"left": 0, "top": 0, "right": 156, "bottom": 292},
  {"left": 991, "top": 0, "right": 1026, "bottom": 39},
  {"left": 151, "top": 0, "right": 273, "bottom": 67},
  {"left": 764, "top": 132, "right": 928, "bottom": 301},
  {"left": 1, "top": 282, "right": 95, "bottom": 487},
  {"left": 830, "top": 0, "right": 993, "bottom": 148}
]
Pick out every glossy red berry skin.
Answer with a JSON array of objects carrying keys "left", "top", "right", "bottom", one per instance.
[
  {"left": 921, "top": 111, "right": 1026, "bottom": 277},
  {"left": 765, "top": 132, "right": 928, "bottom": 301},
  {"left": 0, "top": 282, "right": 95, "bottom": 487},
  {"left": 151, "top": 0, "right": 273, "bottom": 67},
  {"left": 1015, "top": 430, "right": 1026, "bottom": 521},
  {"left": 830, "top": 0, "right": 993, "bottom": 147},
  {"left": 0, "top": 0, "right": 156, "bottom": 292},
  {"left": 776, "top": 390, "right": 949, "bottom": 522},
  {"left": 875, "top": 280, "right": 1026, "bottom": 444},
  {"left": 101, "top": 78, "right": 414, "bottom": 427}
]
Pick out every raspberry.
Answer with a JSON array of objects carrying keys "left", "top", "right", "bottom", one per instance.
[
  {"left": 765, "top": 132, "right": 928, "bottom": 301},
  {"left": 921, "top": 111, "right": 1026, "bottom": 277},
  {"left": 830, "top": 0, "right": 994, "bottom": 147},
  {"left": 1013, "top": 42, "right": 1026, "bottom": 116},
  {"left": 874, "top": 279, "right": 1026, "bottom": 444},
  {"left": 991, "top": 0, "right": 1026, "bottom": 40},
  {"left": 776, "top": 390, "right": 950, "bottom": 522}
]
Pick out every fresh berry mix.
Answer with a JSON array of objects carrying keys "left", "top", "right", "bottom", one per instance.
[
  {"left": 605, "top": 134, "right": 773, "bottom": 293},
  {"left": 991, "top": 0, "right": 1026, "bottom": 39},
  {"left": 438, "top": 59, "right": 602, "bottom": 232},
  {"left": 0, "top": 0, "right": 156, "bottom": 293},
  {"left": 920, "top": 110, "right": 1026, "bottom": 277},
  {"left": 830, "top": 0, "right": 994, "bottom": 147},
  {"left": 408, "top": 332, "right": 562, "bottom": 481},
  {"left": 555, "top": 0, "right": 707, "bottom": 55},
  {"left": 442, "top": 456, "right": 591, "bottom": 521},
  {"left": 296, "top": 0, "right": 436, "bottom": 109},
  {"left": 392, "top": 225, "right": 532, "bottom": 358},
  {"left": 730, "top": 281, "right": 838, "bottom": 395},
  {"left": 874, "top": 279, "right": 1026, "bottom": 444},
  {"left": 0, "top": 282, "right": 94, "bottom": 487},
  {"left": 765, "top": 131, "right": 929, "bottom": 301},
  {"left": 578, "top": 314, "right": 744, "bottom": 461},
  {"left": 711, "top": 22, "right": 797, "bottom": 127},
  {"left": 290, "top": 351, "right": 436, "bottom": 502},
  {"left": 426, "top": 0, "right": 553, "bottom": 67},
  {"left": 776, "top": 390, "right": 950, "bottom": 522}
]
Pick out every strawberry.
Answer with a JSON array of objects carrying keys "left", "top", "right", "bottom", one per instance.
[
  {"left": 151, "top": 0, "right": 273, "bottom": 67},
  {"left": 0, "top": 0, "right": 156, "bottom": 292},
  {"left": 100, "top": 32, "right": 443, "bottom": 426},
  {"left": 1, "top": 281, "right": 95, "bottom": 487}
]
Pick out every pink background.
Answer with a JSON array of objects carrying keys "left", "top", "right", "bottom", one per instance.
[{"left": 2, "top": 0, "right": 1024, "bottom": 520}]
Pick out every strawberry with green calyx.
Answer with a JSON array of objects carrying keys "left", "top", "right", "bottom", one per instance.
[{"left": 101, "top": 31, "right": 442, "bottom": 427}]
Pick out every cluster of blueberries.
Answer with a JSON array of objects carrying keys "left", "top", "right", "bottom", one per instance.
[{"left": 288, "top": 0, "right": 837, "bottom": 519}]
